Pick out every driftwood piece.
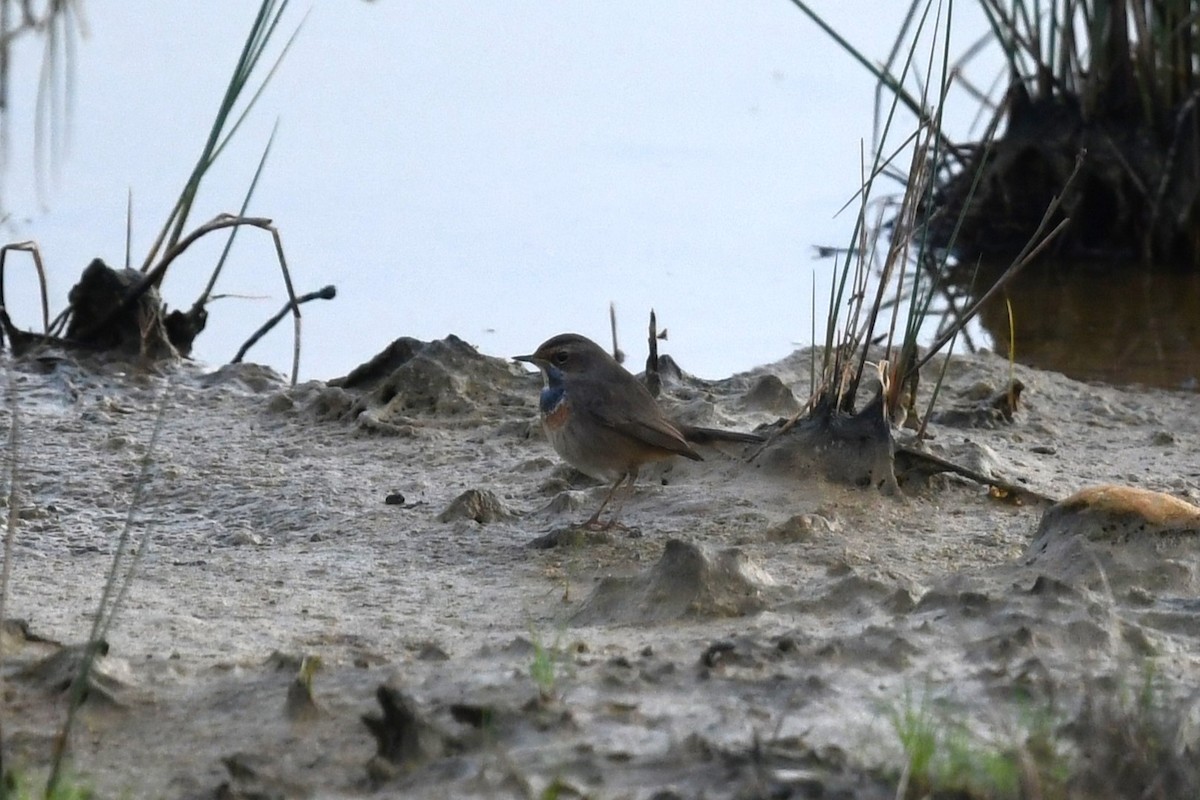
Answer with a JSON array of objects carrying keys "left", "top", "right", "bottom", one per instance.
[
  {"left": 645, "top": 309, "right": 661, "bottom": 398},
  {"left": 893, "top": 443, "right": 1055, "bottom": 505},
  {"left": 0, "top": 241, "right": 50, "bottom": 351}
]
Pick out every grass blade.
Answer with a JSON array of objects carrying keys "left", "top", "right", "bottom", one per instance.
[
  {"left": 0, "top": 366, "right": 20, "bottom": 784},
  {"left": 199, "top": 118, "right": 281, "bottom": 305},
  {"left": 141, "top": 0, "right": 296, "bottom": 274},
  {"left": 45, "top": 386, "right": 171, "bottom": 796}
]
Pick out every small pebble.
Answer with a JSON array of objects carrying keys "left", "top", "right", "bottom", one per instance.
[
  {"left": 1151, "top": 430, "right": 1175, "bottom": 446},
  {"left": 103, "top": 435, "right": 129, "bottom": 451},
  {"left": 219, "top": 529, "right": 263, "bottom": 547}
]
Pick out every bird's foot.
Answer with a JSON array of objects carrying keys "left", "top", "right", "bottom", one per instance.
[
  {"left": 528, "top": 525, "right": 613, "bottom": 549},
  {"left": 580, "top": 517, "right": 641, "bottom": 537}
]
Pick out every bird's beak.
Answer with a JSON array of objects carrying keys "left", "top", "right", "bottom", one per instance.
[{"left": 513, "top": 353, "right": 540, "bottom": 367}]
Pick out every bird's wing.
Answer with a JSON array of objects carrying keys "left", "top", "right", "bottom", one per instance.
[
  {"left": 614, "top": 416, "right": 704, "bottom": 461},
  {"left": 574, "top": 376, "right": 703, "bottom": 461}
]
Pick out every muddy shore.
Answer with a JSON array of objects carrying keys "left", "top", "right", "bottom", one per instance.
[{"left": 2, "top": 338, "right": 1199, "bottom": 798}]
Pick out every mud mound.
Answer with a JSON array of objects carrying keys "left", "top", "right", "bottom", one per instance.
[
  {"left": 1025, "top": 485, "right": 1200, "bottom": 594},
  {"left": 293, "top": 335, "right": 535, "bottom": 430},
  {"left": 737, "top": 373, "right": 801, "bottom": 415},
  {"left": 757, "top": 396, "right": 897, "bottom": 491},
  {"left": 636, "top": 353, "right": 812, "bottom": 438},
  {"left": 437, "top": 488, "right": 519, "bottom": 524},
  {"left": 200, "top": 362, "right": 286, "bottom": 393},
  {"left": 571, "top": 539, "right": 774, "bottom": 625}
]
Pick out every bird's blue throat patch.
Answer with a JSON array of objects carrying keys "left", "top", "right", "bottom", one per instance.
[{"left": 539, "top": 366, "right": 569, "bottom": 428}]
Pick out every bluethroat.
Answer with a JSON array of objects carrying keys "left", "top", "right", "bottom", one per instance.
[{"left": 515, "top": 333, "right": 704, "bottom": 529}]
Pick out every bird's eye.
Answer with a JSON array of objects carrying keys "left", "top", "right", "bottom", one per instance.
[{"left": 551, "top": 351, "right": 569, "bottom": 366}]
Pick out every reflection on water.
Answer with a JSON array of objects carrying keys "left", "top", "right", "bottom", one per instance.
[{"left": 974, "top": 264, "right": 1200, "bottom": 391}]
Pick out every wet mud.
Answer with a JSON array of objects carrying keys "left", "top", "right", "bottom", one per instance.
[{"left": 1, "top": 336, "right": 1199, "bottom": 797}]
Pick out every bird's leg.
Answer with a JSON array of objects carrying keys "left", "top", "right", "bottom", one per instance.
[
  {"left": 582, "top": 474, "right": 625, "bottom": 530},
  {"left": 604, "top": 468, "right": 639, "bottom": 529},
  {"left": 582, "top": 469, "right": 637, "bottom": 531}
]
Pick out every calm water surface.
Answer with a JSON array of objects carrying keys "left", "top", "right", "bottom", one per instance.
[
  {"left": 0, "top": 2, "right": 1002, "bottom": 380},
  {"left": 976, "top": 265, "right": 1200, "bottom": 391},
  {"left": 5, "top": 4, "right": 1190, "bottom": 394}
]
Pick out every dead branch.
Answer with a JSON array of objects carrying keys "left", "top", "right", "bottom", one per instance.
[
  {"left": 232, "top": 285, "right": 336, "bottom": 366},
  {"left": 72, "top": 214, "right": 304, "bottom": 384},
  {"left": 645, "top": 309, "right": 661, "bottom": 398},
  {"left": 0, "top": 241, "right": 50, "bottom": 351}
]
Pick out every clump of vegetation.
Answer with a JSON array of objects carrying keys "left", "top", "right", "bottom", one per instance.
[
  {"left": 795, "top": 0, "right": 1200, "bottom": 272},
  {"left": 930, "top": 0, "right": 1200, "bottom": 268},
  {"left": 1066, "top": 670, "right": 1200, "bottom": 799},
  {"left": 888, "top": 690, "right": 1069, "bottom": 799},
  {"left": 887, "top": 666, "right": 1200, "bottom": 800},
  {"left": 528, "top": 626, "right": 562, "bottom": 703},
  {"left": 3, "top": 767, "right": 94, "bottom": 800},
  {"left": 0, "top": 4, "right": 310, "bottom": 796},
  {"left": 0, "top": 0, "right": 330, "bottom": 384},
  {"left": 759, "top": 0, "right": 1068, "bottom": 494}
]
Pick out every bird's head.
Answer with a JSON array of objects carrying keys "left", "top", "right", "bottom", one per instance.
[{"left": 513, "top": 333, "right": 612, "bottom": 378}]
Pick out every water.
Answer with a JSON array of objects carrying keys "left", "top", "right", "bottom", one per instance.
[
  {"left": 975, "top": 264, "right": 1200, "bottom": 392},
  {"left": 19, "top": 1, "right": 1186, "bottom": 390},
  {"left": 0, "top": 1, "right": 1001, "bottom": 380}
]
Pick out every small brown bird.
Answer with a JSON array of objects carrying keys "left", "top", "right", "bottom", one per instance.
[{"left": 515, "top": 333, "right": 702, "bottom": 529}]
